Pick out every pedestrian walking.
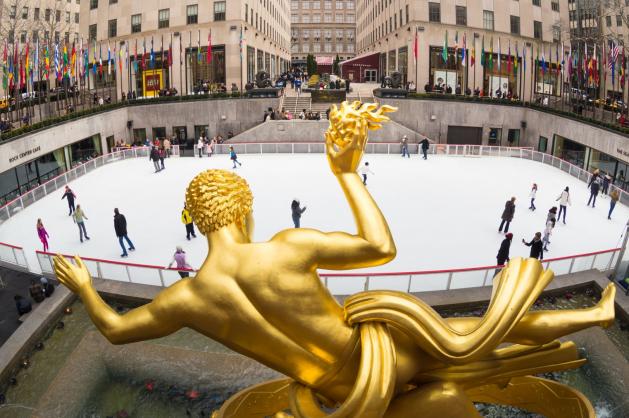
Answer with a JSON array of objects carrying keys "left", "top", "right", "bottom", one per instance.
[
  {"left": 37, "top": 218, "right": 49, "bottom": 252},
  {"left": 168, "top": 246, "right": 193, "bottom": 278},
  {"left": 197, "top": 137, "right": 205, "bottom": 158},
  {"left": 587, "top": 176, "right": 601, "bottom": 208},
  {"left": 556, "top": 187, "right": 571, "bottom": 224},
  {"left": 529, "top": 183, "right": 537, "bottom": 211},
  {"left": 401, "top": 135, "right": 410, "bottom": 158},
  {"left": 149, "top": 146, "right": 162, "bottom": 172},
  {"left": 499, "top": 197, "right": 516, "bottom": 233},
  {"left": 291, "top": 199, "right": 307, "bottom": 228},
  {"left": 609, "top": 189, "right": 620, "bottom": 220},
  {"left": 495, "top": 232, "right": 513, "bottom": 276},
  {"left": 72, "top": 204, "right": 91, "bottom": 243},
  {"left": 542, "top": 218, "right": 555, "bottom": 252},
  {"left": 358, "top": 162, "right": 374, "bottom": 185},
  {"left": 229, "top": 146, "right": 242, "bottom": 168},
  {"left": 420, "top": 138, "right": 430, "bottom": 160},
  {"left": 182, "top": 204, "right": 197, "bottom": 240},
  {"left": 61, "top": 186, "right": 76, "bottom": 216},
  {"left": 602, "top": 174, "right": 611, "bottom": 196},
  {"left": 113, "top": 208, "right": 135, "bottom": 258},
  {"left": 522, "top": 232, "right": 544, "bottom": 260}
]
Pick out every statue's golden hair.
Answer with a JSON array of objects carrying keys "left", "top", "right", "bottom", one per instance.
[{"left": 185, "top": 169, "right": 253, "bottom": 235}]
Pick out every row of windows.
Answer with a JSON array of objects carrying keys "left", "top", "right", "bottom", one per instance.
[
  {"left": 291, "top": 43, "right": 354, "bottom": 53},
  {"left": 291, "top": 13, "right": 355, "bottom": 23},
  {"left": 245, "top": 2, "right": 291, "bottom": 51},
  {"left": 9, "top": 6, "right": 79, "bottom": 24},
  {"left": 88, "top": 2, "right": 226, "bottom": 40},
  {"left": 292, "top": 29, "right": 354, "bottom": 38},
  {"left": 291, "top": 1, "right": 354, "bottom": 10},
  {"left": 7, "top": 30, "right": 79, "bottom": 45},
  {"left": 606, "top": 15, "right": 625, "bottom": 28}
]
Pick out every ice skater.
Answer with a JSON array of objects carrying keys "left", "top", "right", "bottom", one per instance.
[
  {"left": 37, "top": 218, "right": 49, "bottom": 252},
  {"left": 182, "top": 203, "right": 197, "bottom": 240},
  {"left": 419, "top": 138, "right": 430, "bottom": 160},
  {"left": 291, "top": 199, "right": 307, "bottom": 228},
  {"left": 499, "top": 197, "right": 516, "bottom": 233},
  {"left": 587, "top": 175, "right": 601, "bottom": 207},
  {"left": 358, "top": 162, "right": 374, "bottom": 185},
  {"left": 542, "top": 218, "right": 555, "bottom": 252},
  {"left": 556, "top": 187, "right": 571, "bottom": 224},
  {"left": 522, "top": 232, "right": 544, "bottom": 260},
  {"left": 602, "top": 173, "right": 611, "bottom": 196},
  {"left": 113, "top": 208, "right": 135, "bottom": 258},
  {"left": 528, "top": 183, "right": 537, "bottom": 211},
  {"left": 61, "top": 186, "right": 76, "bottom": 216},
  {"left": 149, "top": 146, "right": 162, "bottom": 172},
  {"left": 159, "top": 147, "right": 166, "bottom": 170},
  {"left": 197, "top": 137, "right": 205, "bottom": 158},
  {"left": 547, "top": 206, "right": 558, "bottom": 223},
  {"left": 208, "top": 137, "right": 216, "bottom": 157},
  {"left": 167, "top": 246, "right": 193, "bottom": 278},
  {"left": 609, "top": 189, "right": 619, "bottom": 220},
  {"left": 229, "top": 146, "right": 242, "bottom": 168},
  {"left": 495, "top": 232, "right": 512, "bottom": 276},
  {"left": 72, "top": 204, "right": 91, "bottom": 243},
  {"left": 401, "top": 135, "right": 410, "bottom": 158}
]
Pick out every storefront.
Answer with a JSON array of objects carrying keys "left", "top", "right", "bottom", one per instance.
[
  {"left": 483, "top": 54, "right": 519, "bottom": 97},
  {"left": 553, "top": 134, "right": 586, "bottom": 168},
  {"left": 535, "top": 64, "right": 560, "bottom": 95},
  {"left": 428, "top": 46, "right": 466, "bottom": 93}
]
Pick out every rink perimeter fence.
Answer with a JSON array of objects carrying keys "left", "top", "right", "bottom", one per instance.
[{"left": 0, "top": 143, "right": 627, "bottom": 294}]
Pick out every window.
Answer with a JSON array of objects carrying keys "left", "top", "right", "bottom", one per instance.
[
  {"left": 66, "top": 11, "right": 70, "bottom": 22},
  {"left": 312, "top": 13, "right": 320, "bottom": 23},
  {"left": 336, "top": 44, "right": 343, "bottom": 52},
  {"left": 617, "top": 15, "right": 623, "bottom": 27},
  {"left": 21, "top": 7, "right": 28, "bottom": 19},
  {"left": 187, "top": 4, "right": 198, "bottom": 24},
  {"left": 158, "top": 9, "right": 169, "bottom": 28},
  {"left": 108, "top": 19, "right": 117, "bottom": 37},
  {"left": 131, "top": 14, "right": 141, "bottom": 32},
  {"left": 456, "top": 6, "right": 466, "bottom": 26},
  {"left": 483, "top": 10, "right": 494, "bottom": 30},
  {"left": 89, "top": 24, "right": 97, "bottom": 41},
  {"left": 346, "top": 1, "right": 353, "bottom": 9},
  {"left": 110, "top": 0, "right": 117, "bottom": 3},
  {"left": 291, "top": 14, "right": 297, "bottom": 23},
  {"left": 336, "top": 1, "right": 343, "bottom": 9},
  {"left": 551, "top": 1, "right": 559, "bottom": 12},
  {"left": 45, "top": 8, "right": 51, "bottom": 21},
  {"left": 303, "top": 14, "right": 310, "bottom": 23},
  {"left": 533, "top": 21, "right": 542, "bottom": 39},
  {"left": 9, "top": 5, "right": 16, "bottom": 18},
  {"left": 313, "top": 1, "right": 320, "bottom": 9},
  {"left": 510, "top": 15, "right": 520, "bottom": 34},
  {"left": 56, "top": 10, "right": 60, "bottom": 22},
  {"left": 313, "top": 44, "right": 320, "bottom": 52},
  {"left": 54, "top": 31, "right": 60, "bottom": 43},
  {"left": 335, "top": 14, "right": 343, "bottom": 23},
  {"left": 75, "top": 13, "right": 79, "bottom": 24},
  {"left": 607, "top": 16, "right": 612, "bottom": 27},
  {"left": 90, "top": 0, "right": 98, "bottom": 9},
  {"left": 302, "top": 1, "right": 309, "bottom": 9},
  {"left": 32, "top": 31, "right": 38, "bottom": 42},
  {"left": 538, "top": 136, "right": 548, "bottom": 153},
  {"left": 532, "top": 0, "right": 541, "bottom": 6},
  {"left": 34, "top": 8, "right": 40, "bottom": 20},
  {"left": 552, "top": 25, "right": 560, "bottom": 42},
  {"left": 324, "top": 13, "right": 331, "bottom": 22},
  {"left": 20, "top": 32, "right": 26, "bottom": 43},
  {"left": 346, "top": 14, "right": 354, "bottom": 23},
  {"left": 8, "top": 31, "right": 14, "bottom": 44},
  {"left": 428, "top": 2, "right": 440, "bottom": 23},
  {"left": 324, "top": 1, "right": 331, "bottom": 9},
  {"left": 214, "top": 1, "right": 226, "bottom": 21}
]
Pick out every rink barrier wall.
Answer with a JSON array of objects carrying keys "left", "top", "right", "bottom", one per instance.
[
  {"left": 33, "top": 248, "right": 620, "bottom": 294},
  {"left": 0, "top": 241, "right": 29, "bottom": 271}
]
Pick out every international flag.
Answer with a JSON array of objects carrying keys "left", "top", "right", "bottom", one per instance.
[
  {"left": 2, "top": 40, "right": 7, "bottom": 90},
  {"left": 119, "top": 43, "right": 123, "bottom": 74},
  {"left": 488, "top": 37, "right": 493, "bottom": 70},
  {"left": 514, "top": 42, "right": 519, "bottom": 75},
  {"left": 454, "top": 31, "right": 458, "bottom": 65},
  {"left": 461, "top": 33, "right": 466, "bottom": 67},
  {"left": 497, "top": 37, "right": 501, "bottom": 72},
  {"left": 107, "top": 42, "right": 111, "bottom": 75},
  {"left": 507, "top": 39, "right": 511, "bottom": 74},
  {"left": 207, "top": 30, "right": 212, "bottom": 63},
  {"left": 71, "top": 42, "right": 76, "bottom": 78},
  {"left": 54, "top": 42, "right": 59, "bottom": 79},
  {"left": 150, "top": 37, "right": 155, "bottom": 68},
  {"left": 471, "top": 36, "right": 475, "bottom": 67},
  {"left": 44, "top": 42, "right": 50, "bottom": 80},
  {"left": 197, "top": 32, "right": 202, "bottom": 63},
  {"left": 480, "top": 36, "right": 485, "bottom": 67},
  {"left": 541, "top": 45, "right": 546, "bottom": 74},
  {"left": 442, "top": 30, "right": 448, "bottom": 63},
  {"left": 134, "top": 39, "right": 139, "bottom": 72},
  {"left": 98, "top": 43, "right": 103, "bottom": 76}
]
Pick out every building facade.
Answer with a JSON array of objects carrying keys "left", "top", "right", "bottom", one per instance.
[
  {"left": 79, "top": 0, "right": 291, "bottom": 98},
  {"left": 354, "top": 0, "right": 570, "bottom": 101},
  {"left": 290, "top": 0, "right": 356, "bottom": 67}
]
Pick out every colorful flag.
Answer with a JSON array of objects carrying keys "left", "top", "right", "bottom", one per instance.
[
  {"left": 454, "top": 31, "right": 459, "bottom": 65},
  {"left": 507, "top": 39, "right": 511, "bottom": 74},
  {"left": 471, "top": 36, "right": 475, "bottom": 67},
  {"left": 71, "top": 42, "right": 76, "bottom": 78},
  {"left": 150, "top": 37, "right": 155, "bottom": 68},
  {"left": 44, "top": 42, "right": 50, "bottom": 80},
  {"left": 107, "top": 42, "right": 111, "bottom": 75},
  {"left": 541, "top": 44, "right": 546, "bottom": 74},
  {"left": 207, "top": 30, "right": 212, "bottom": 63},
  {"left": 2, "top": 40, "right": 7, "bottom": 90},
  {"left": 488, "top": 37, "right": 493, "bottom": 70},
  {"left": 480, "top": 36, "right": 485, "bottom": 67},
  {"left": 119, "top": 43, "right": 123, "bottom": 74},
  {"left": 197, "top": 31, "right": 202, "bottom": 63},
  {"left": 442, "top": 30, "right": 448, "bottom": 63},
  {"left": 461, "top": 33, "right": 466, "bottom": 67},
  {"left": 497, "top": 37, "right": 501, "bottom": 72},
  {"left": 413, "top": 28, "right": 419, "bottom": 65},
  {"left": 514, "top": 42, "right": 519, "bottom": 75}
]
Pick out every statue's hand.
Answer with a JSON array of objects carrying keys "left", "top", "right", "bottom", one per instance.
[
  {"left": 53, "top": 255, "right": 93, "bottom": 294},
  {"left": 325, "top": 120, "right": 367, "bottom": 175}
]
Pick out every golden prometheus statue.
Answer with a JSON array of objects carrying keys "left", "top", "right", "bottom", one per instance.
[{"left": 54, "top": 101, "right": 615, "bottom": 418}]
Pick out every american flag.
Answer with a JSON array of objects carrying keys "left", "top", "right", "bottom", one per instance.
[{"left": 609, "top": 41, "right": 620, "bottom": 70}]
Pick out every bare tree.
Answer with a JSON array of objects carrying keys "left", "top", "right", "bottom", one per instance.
[{"left": 0, "top": 0, "right": 32, "bottom": 45}]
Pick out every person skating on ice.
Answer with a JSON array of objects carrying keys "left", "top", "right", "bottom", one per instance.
[
  {"left": 358, "top": 162, "right": 374, "bottom": 185},
  {"left": 547, "top": 206, "right": 558, "bottom": 223},
  {"left": 556, "top": 187, "right": 571, "bottom": 224},
  {"left": 401, "top": 135, "right": 410, "bottom": 158},
  {"left": 167, "top": 246, "right": 194, "bottom": 278},
  {"left": 114, "top": 208, "right": 136, "bottom": 257},
  {"left": 61, "top": 186, "right": 76, "bottom": 216},
  {"left": 529, "top": 183, "right": 537, "bottom": 211},
  {"left": 419, "top": 138, "right": 430, "bottom": 160},
  {"left": 291, "top": 199, "right": 307, "bottom": 228},
  {"left": 149, "top": 146, "right": 161, "bottom": 172},
  {"left": 495, "top": 232, "right": 512, "bottom": 276},
  {"left": 229, "top": 146, "right": 242, "bottom": 168},
  {"left": 542, "top": 218, "right": 555, "bottom": 252},
  {"left": 37, "top": 218, "right": 49, "bottom": 252},
  {"left": 609, "top": 189, "right": 620, "bottom": 220},
  {"left": 72, "top": 204, "right": 91, "bottom": 243},
  {"left": 197, "top": 136, "right": 204, "bottom": 158},
  {"left": 159, "top": 146, "right": 166, "bottom": 170},
  {"left": 587, "top": 175, "right": 601, "bottom": 208},
  {"left": 182, "top": 203, "right": 197, "bottom": 240},
  {"left": 522, "top": 232, "right": 544, "bottom": 260},
  {"left": 602, "top": 173, "right": 611, "bottom": 196},
  {"left": 499, "top": 197, "right": 516, "bottom": 233}
]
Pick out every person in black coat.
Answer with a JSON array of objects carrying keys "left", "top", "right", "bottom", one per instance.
[
  {"left": 495, "top": 233, "right": 513, "bottom": 276},
  {"left": 499, "top": 197, "right": 516, "bottom": 233},
  {"left": 29, "top": 279, "right": 45, "bottom": 303},
  {"left": 149, "top": 146, "right": 161, "bottom": 172},
  {"left": 587, "top": 177, "right": 601, "bottom": 208},
  {"left": 14, "top": 295, "right": 32, "bottom": 315},
  {"left": 522, "top": 232, "right": 544, "bottom": 260},
  {"left": 61, "top": 186, "right": 76, "bottom": 216},
  {"left": 291, "top": 199, "right": 307, "bottom": 228},
  {"left": 114, "top": 208, "right": 136, "bottom": 257},
  {"left": 420, "top": 138, "right": 430, "bottom": 160},
  {"left": 345, "top": 79, "right": 350, "bottom": 93}
]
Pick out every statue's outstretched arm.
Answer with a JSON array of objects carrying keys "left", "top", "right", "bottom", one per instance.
[
  {"left": 54, "top": 255, "right": 184, "bottom": 344},
  {"left": 272, "top": 118, "right": 396, "bottom": 270}
]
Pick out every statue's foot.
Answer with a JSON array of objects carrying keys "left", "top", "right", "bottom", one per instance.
[{"left": 597, "top": 283, "right": 616, "bottom": 329}]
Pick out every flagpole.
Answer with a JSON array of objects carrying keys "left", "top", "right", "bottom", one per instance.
[
  {"left": 415, "top": 27, "right": 419, "bottom": 91},
  {"left": 178, "top": 34, "right": 182, "bottom": 96},
  {"left": 473, "top": 35, "right": 476, "bottom": 92},
  {"left": 185, "top": 31, "right": 190, "bottom": 95}
]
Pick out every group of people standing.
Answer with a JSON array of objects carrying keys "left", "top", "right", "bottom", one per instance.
[
  {"left": 400, "top": 136, "right": 430, "bottom": 160},
  {"left": 586, "top": 169, "right": 620, "bottom": 220}
]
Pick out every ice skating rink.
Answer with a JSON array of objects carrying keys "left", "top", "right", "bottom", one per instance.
[{"left": 1, "top": 153, "right": 627, "bottom": 280}]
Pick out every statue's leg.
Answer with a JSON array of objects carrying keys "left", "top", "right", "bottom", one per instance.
[
  {"left": 384, "top": 382, "right": 481, "bottom": 418},
  {"left": 446, "top": 282, "right": 616, "bottom": 346}
]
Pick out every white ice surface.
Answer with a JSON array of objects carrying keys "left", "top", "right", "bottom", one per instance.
[{"left": 1, "top": 154, "right": 627, "bottom": 292}]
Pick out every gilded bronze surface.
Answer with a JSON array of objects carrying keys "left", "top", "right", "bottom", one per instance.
[{"left": 54, "top": 101, "right": 616, "bottom": 417}]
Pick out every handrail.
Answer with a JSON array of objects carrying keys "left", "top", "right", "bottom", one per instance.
[
  {"left": 36, "top": 250, "right": 191, "bottom": 272},
  {"left": 0, "top": 241, "right": 23, "bottom": 250}
]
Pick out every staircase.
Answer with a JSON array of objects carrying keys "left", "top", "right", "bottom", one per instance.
[{"left": 283, "top": 96, "right": 312, "bottom": 114}]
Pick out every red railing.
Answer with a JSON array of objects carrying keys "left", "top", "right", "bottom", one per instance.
[{"left": 0, "top": 241, "right": 29, "bottom": 271}]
